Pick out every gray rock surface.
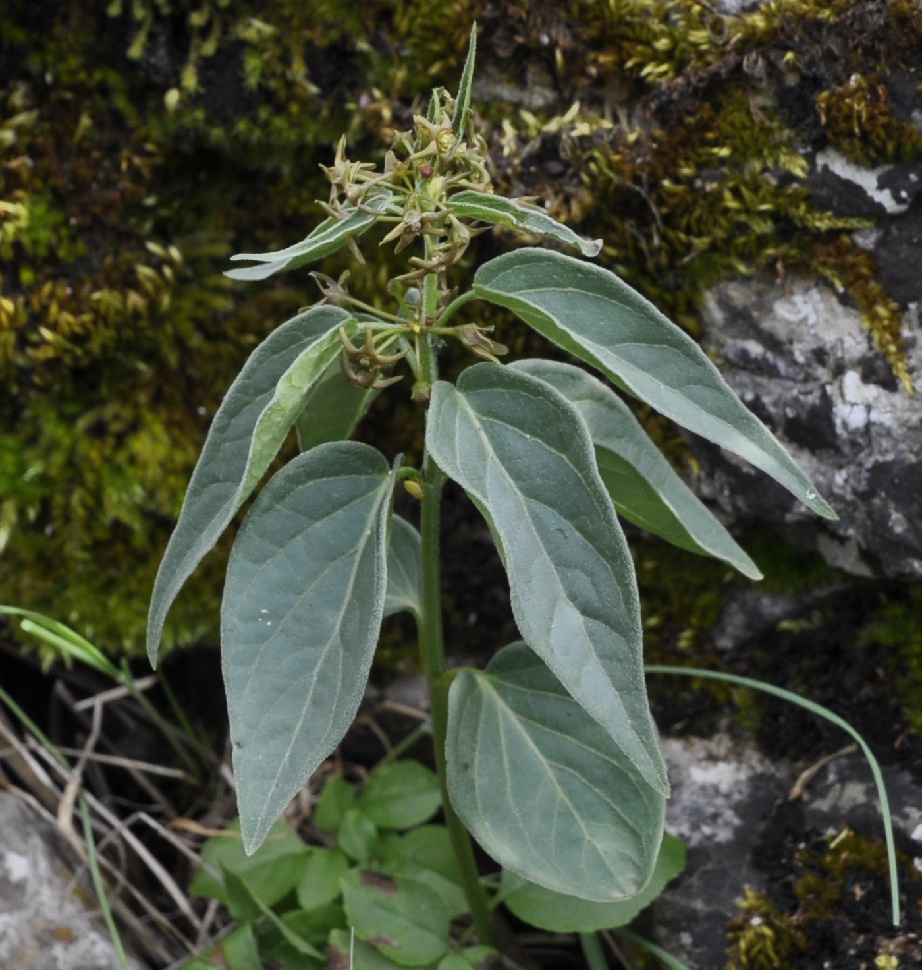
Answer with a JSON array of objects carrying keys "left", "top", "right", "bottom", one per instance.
[
  {"left": 0, "top": 792, "right": 145, "bottom": 970},
  {"left": 690, "top": 275, "right": 922, "bottom": 578},
  {"left": 646, "top": 736, "right": 919, "bottom": 969}
]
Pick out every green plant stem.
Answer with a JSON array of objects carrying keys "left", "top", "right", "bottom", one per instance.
[
  {"left": 579, "top": 932, "right": 609, "bottom": 970},
  {"left": 418, "top": 448, "right": 495, "bottom": 947}
]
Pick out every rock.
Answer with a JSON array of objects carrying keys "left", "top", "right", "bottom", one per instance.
[
  {"left": 645, "top": 736, "right": 922, "bottom": 968},
  {"left": 689, "top": 275, "right": 922, "bottom": 578},
  {"left": 0, "top": 792, "right": 146, "bottom": 970}
]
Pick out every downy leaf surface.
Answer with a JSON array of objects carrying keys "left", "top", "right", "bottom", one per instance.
[
  {"left": 426, "top": 363, "right": 667, "bottom": 795},
  {"left": 500, "top": 832, "right": 686, "bottom": 931},
  {"left": 473, "top": 249, "right": 835, "bottom": 520},
  {"left": 221, "top": 442, "right": 396, "bottom": 853},
  {"left": 226, "top": 189, "right": 394, "bottom": 281},
  {"left": 383, "top": 515, "right": 422, "bottom": 618},
  {"left": 511, "top": 359, "right": 761, "bottom": 579},
  {"left": 294, "top": 356, "right": 376, "bottom": 453},
  {"left": 446, "top": 643, "right": 665, "bottom": 902},
  {"left": 147, "top": 305, "right": 355, "bottom": 665},
  {"left": 447, "top": 191, "right": 601, "bottom": 257}
]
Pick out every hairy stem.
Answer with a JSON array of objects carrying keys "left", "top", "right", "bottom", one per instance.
[{"left": 418, "top": 450, "right": 495, "bottom": 946}]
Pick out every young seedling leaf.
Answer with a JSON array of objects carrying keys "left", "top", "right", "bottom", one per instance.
[
  {"left": 447, "top": 191, "right": 602, "bottom": 257},
  {"left": 295, "top": 848, "right": 350, "bottom": 911},
  {"left": 383, "top": 515, "right": 422, "bottom": 618},
  {"left": 328, "top": 929, "right": 407, "bottom": 970},
  {"left": 473, "top": 249, "right": 836, "bottom": 520},
  {"left": 500, "top": 832, "right": 686, "bottom": 931},
  {"left": 222, "top": 442, "right": 396, "bottom": 854},
  {"left": 446, "top": 642, "right": 665, "bottom": 902},
  {"left": 511, "top": 359, "right": 762, "bottom": 579},
  {"left": 313, "top": 776, "right": 357, "bottom": 834},
  {"left": 190, "top": 818, "right": 309, "bottom": 906},
  {"left": 358, "top": 760, "right": 441, "bottom": 830},
  {"left": 427, "top": 364, "right": 667, "bottom": 796},
  {"left": 226, "top": 188, "right": 395, "bottom": 281},
  {"left": 147, "top": 305, "right": 354, "bottom": 666},
  {"left": 223, "top": 869, "right": 325, "bottom": 959},
  {"left": 341, "top": 869, "right": 451, "bottom": 967},
  {"left": 451, "top": 25, "right": 477, "bottom": 138},
  {"left": 337, "top": 808, "right": 380, "bottom": 864},
  {"left": 438, "top": 948, "right": 500, "bottom": 970}
]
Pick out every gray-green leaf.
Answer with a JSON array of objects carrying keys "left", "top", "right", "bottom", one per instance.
[
  {"left": 383, "top": 515, "right": 421, "bottom": 618},
  {"left": 446, "top": 643, "right": 665, "bottom": 902},
  {"left": 226, "top": 188, "right": 395, "bottom": 281},
  {"left": 500, "top": 832, "right": 686, "bottom": 931},
  {"left": 511, "top": 359, "right": 761, "bottom": 579},
  {"left": 221, "top": 442, "right": 396, "bottom": 853},
  {"left": 147, "top": 305, "right": 354, "bottom": 666},
  {"left": 447, "top": 191, "right": 601, "bottom": 257},
  {"left": 473, "top": 249, "right": 835, "bottom": 520},
  {"left": 295, "top": 358, "right": 376, "bottom": 453},
  {"left": 426, "top": 363, "right": 667, "bottom": 796}
]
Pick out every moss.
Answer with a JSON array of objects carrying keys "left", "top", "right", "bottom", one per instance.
[
  {"left": 726, "top": 828, "right": 918, "bottom": 969},
  {"left": 2, "top": 0, "right": 919, "bottom": 654},
  {"left": 859, "top": 586, "right": 922, "bottom": 734}
]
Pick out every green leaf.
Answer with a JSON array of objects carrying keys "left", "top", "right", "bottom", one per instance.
[
  {"left": 427, "top": 364, "right": 667, "bottom": 795},
  {"left": 280, "top": 905, "right": 348, "bottom": 948},
  {"left": 451, "top": 25, "right": 477, "bottom": 138},
  {"left": 376, "top": 826, "right": 468, "bottom": 919},
  {"left": 500, "top": 832, "right": 686, "bottom": 931},
  {"left": 295, "top": 358, "right": 376, "bottom": 453},
  {"left": 314, "top": 776, "right": 357, "bottom": 834},
  {"left": 219, "top": 924, "right": 263, "bottom": 970},
  {"left": 447, "top": 191, "right": 601, "bottom": 257},
  {"left": 383, "top": 516, "right": 422, "bottom": 618},
  {"left": 446, "top": 642, "right": 665, "bottom": 902},
  {"left": 190, "top": 819, "right": 309, "bottom": 906},
  {"left": 327, "top": 929, "right": 407, "bottom": 970},
  {"left": 337, "top": 808, "right": 379, "bottom": 864},
  {"left": 473, "top": 249, "right": 835, "bottom": 520},
  {"left": 222, "top": 442, "right": 397, "bottom": 853},
  {"left": 358, "top": 761, "right": 441, "bottom": 830},
  {"left": 511, "top": 359, "right": 761, "bottom": 579},
  {"left": 341, "top": 869, "right": 451, "bottom": 967},
  {"left": 226, "top": 189, "right": 395, "bottom": 281},
  {"left": 223, "top": 869, "right": 324, "bottom": 959},
  {"left": 296, "top": 848, "right": 350, "bottom": 911},
  {"left": 147, "top": 305, "right": 353, "bottom": 665},
  {"left": 438, "top": 949, "right": 498, "bottom": 970}
]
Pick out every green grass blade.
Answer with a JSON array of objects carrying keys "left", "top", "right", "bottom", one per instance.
[
  {"left": 645, "top": 664, "right": 900, "bottom": 925},
  {"left": 616, "top": 928, "right": 692, "bottom": 970},
  {"left": 80, "top": 797, "right": 130, "bottom": 970}
]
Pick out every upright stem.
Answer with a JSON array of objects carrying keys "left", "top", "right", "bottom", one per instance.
[{"left": 418, "top": 451, "right": 495, "bottom": 947}]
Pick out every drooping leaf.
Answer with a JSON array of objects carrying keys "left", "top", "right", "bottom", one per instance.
[
  {"left": 358, "top": 761, "right": 441, "bottom": 830},
  {"left": 383, "top": 516, "right": 422, "bottom": 618},
  {"left": 226, "top": 189, "right": 395, "bottom": 281},
  {"left": 446, "top": 642, "right": 665, "bottom": 902},
  {"left": 473, "top": 249, "right": 835, "bottom": 520},
  {"left": 511, "top": 359, "right": 761, "bottom": 579},
  {"left": 447, "top": 191, "right": 601, "bottom": 257},
  {"left": 451, "top": 25, "right": 477, "bottom": 138},
  {"left": 427, "top": 364, "right": 667, "bottom": 795},
  {"left": 221, "top": 442, "right": 396, "bottom": 853},
  {"left": 147, "top": 305, "right": 354, "bottom": 665},
  {"left": 500, "top": 832, "right": 686, "bottom": 931},
  {"left": 341, "top": 869, "right": 451, "bottom": 967}
]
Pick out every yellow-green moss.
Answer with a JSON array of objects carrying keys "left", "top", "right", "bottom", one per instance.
[{"left": 2, "top": 0, "right": 919, "bottom": 653}]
